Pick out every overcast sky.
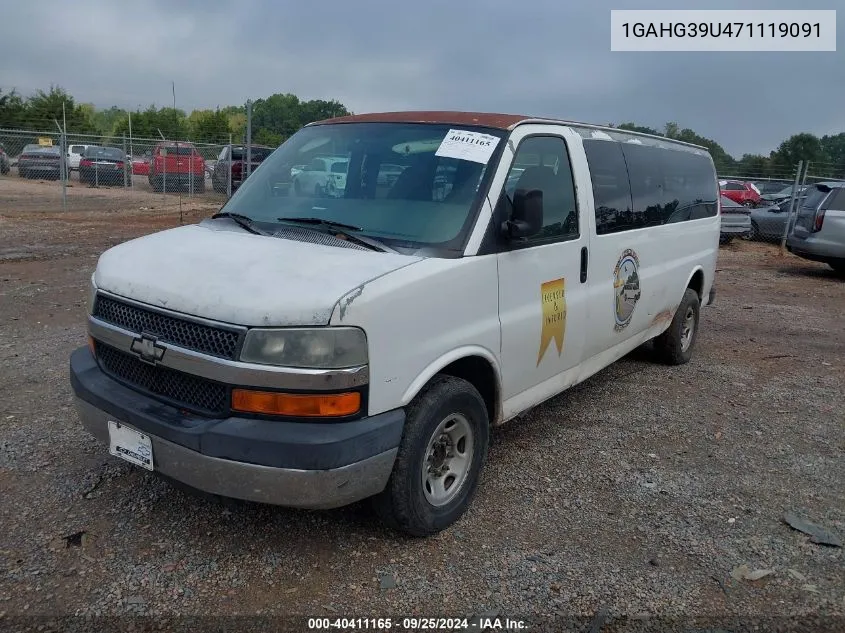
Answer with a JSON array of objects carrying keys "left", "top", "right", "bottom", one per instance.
[{"left": 1, "top": 0, "right": 842, "bottom": 157}]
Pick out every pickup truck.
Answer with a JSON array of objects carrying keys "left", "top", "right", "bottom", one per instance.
[{"left": 147, "top": 142, "right": 205, "bottom": 193}]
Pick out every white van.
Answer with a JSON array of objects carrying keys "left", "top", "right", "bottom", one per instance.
[{"left": 70, "top": 112, "right": 720, "bottom": 536}]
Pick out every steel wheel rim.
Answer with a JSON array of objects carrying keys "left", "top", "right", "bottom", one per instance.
[
  {"left": 421, "top": 413, "right": 474, "bottom": 507},
  {"left": 680, "top": 306, "right": 696, "bottom": 352}
]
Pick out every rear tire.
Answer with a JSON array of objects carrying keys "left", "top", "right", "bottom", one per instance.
[
  {"left": 372, "top": 375, "right": 490, "bottom": 537},
  {"left": 653, "top": 288, "right": 701, "bottom": 366}
]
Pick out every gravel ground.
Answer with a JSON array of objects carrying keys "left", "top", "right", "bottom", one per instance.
[{"left": 0, "top": 176, "right": 843, "bottom": 631}]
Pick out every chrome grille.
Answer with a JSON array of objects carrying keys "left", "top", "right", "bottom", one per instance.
[
  {"left": 93, "top": 295, "right": 241, "bottom": 359},
  {"left": 95, "top": 342, "right": 228, "bottom": 416}
]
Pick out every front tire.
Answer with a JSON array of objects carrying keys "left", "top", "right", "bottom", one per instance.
[
  {"left": 372, "top": 375, "right": 490, "bottom": 537},
  {"left": 653, "top": 288, "right": 701, "bottom": 366}
]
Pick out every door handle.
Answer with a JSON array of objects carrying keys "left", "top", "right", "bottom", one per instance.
[{"left": 580, "top": 247, "right": 588, "bottom": 283}]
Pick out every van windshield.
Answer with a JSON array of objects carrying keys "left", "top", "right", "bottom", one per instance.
[{"left": 219, "top": 122, "right": 507, "bottom": 255}]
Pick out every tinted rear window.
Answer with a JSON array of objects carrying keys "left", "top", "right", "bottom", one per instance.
[
  {"left": 85, "top": 147, "right": 124, "bottom": 159},
  {"left": 801, "top": 187, "right": 831, "bottom": 210},
  {"left": 161, "top": 146, "right": 196, "bottom": 156},
  {"left": 824, "top": 187, "right": 845, "bottom": 209},
  {"left": 70, "top": 145, "right": 86, "bottom": 153},
  {"left": 231, "top": 147, "right": 274, "bottom": 160},
  {"left": 330, "top": 161, "right": 348, "bottom": 173}
]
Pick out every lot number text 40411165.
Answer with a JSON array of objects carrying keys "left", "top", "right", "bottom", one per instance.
[
  {"left": 610, "top": 10, "right": 837, "bottom": 52},
  {"left": 307, "top": 617, "right": 528, "bottom": 630}
]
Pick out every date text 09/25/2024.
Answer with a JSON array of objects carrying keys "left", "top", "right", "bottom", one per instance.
[{"left": 307, "top": 617, "right": 528, "bottom": 631}]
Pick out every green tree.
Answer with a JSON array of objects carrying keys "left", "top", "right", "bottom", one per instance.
[
  {"left": 0, "top": 88, "right": 26, "bottom": 128},
  {"left": 770, "top": 133, "right": 830, "bottom": 176},
  {"left": 187, "top": 108, "right": 231, "bottom": 143},
  {"left": 112, "top": 106, "right": 188, "bottom": 141},
  {"left": 671, "top": 127, "right": 735, "bottom": 172},
  {"left": 616, "top": 122, "right": 661, "bottom": 136},
  {"left": 820, "top": 133, "right": 845, "bottom": 178},
  {"left": 87, "top": 105, "right": 129, "bottom": 136},
  {"left": 21, "top": 85, "right": 97, "bottom": 133},
  {"left": 249, "top": 93, "right": 351, "bottom": 145},
  {"left": 736, "top": 154, "right": 772, "bottom": 179}
]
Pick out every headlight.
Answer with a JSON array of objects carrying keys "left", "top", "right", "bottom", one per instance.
[
  {"left": 87, "top": 274, "right": 97, "bottom": 314},
  {"left": 240, "top": 327, "right": 368, "bottom": 369}
]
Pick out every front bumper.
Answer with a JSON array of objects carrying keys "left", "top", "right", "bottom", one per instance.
[{"left": 69, "top": 346, "right": 404, "bottom": 509}]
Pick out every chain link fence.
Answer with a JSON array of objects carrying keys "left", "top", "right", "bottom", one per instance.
[
  {"left": 0, "top": 127, "right": 252, "bottom": 207},
  {"left": 717, "top": 162, "right": 845, "bottom": 245}
]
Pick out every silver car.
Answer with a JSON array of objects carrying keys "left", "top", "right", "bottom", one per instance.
[
  {"left": 748, "top": 195, "right": 807, "bottom": 241},
  {"left": 786, "top": 182, "right": 845, "bottom": 276},
  {"left": 719, "top": 195, "right": 751, "bottom": 243}
]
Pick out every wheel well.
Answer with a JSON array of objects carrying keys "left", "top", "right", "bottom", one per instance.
[
  {"left": 437, "top": 356, "right": 499, "bottom": 424},
  {"left": 687, "top": 269, "right": 704, "bottom": 300}
]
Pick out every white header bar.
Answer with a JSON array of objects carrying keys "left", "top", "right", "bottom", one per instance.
[{"left": 611, "top": 10, "right": 836, "bottom": 52}]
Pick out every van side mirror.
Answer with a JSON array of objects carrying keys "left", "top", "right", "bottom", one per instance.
[{"left": 500, "top": 189, "right": 543, "bottom": 239}]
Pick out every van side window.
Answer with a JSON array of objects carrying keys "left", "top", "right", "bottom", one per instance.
[
  {"left": 504, "top": 136, "right": 579, "bottom": 243},
  {"left": 585, "top": 139, "right": 718, "bottom": 234},
  {"left": 582, "top": 140, "right": 634, "bottom": 235}
]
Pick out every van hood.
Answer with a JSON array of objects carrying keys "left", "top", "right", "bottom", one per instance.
[{"left": 94, "top": 222, "right": 421, "bottom": 326}]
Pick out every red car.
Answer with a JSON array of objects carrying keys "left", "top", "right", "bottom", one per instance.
[
  {"left": 719, "top": 180, "right": 761, "bottom": 207},
  {"left": 147, "top": 141, "right": 205, "bottom": 193}
]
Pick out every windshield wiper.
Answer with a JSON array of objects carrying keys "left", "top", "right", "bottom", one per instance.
[
  {"left": 276, "top": 217, "right": 392, "bottom": 253},
  {"left": 278, "top": 217, "right": 363, "bottom": 231},
  {"left": 211, "top": 212, "right": 266, "bottom": 235}
]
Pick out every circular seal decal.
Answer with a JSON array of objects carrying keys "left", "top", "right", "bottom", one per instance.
[{"left": 613, "top": 249, "right": 641, "bottom": 331}]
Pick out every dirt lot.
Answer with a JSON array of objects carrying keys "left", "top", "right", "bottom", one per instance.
[{"left": 1, "top": 176, "right": 843, "bottom": 631}]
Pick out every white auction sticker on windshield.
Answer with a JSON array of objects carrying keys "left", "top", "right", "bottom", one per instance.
[{"left": 435, "top": 129, "right": 500, "bottom": 164}]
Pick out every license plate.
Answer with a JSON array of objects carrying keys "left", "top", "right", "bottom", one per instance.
[{"left": 108, "top": 421, "right": 154, "bottom": 471}]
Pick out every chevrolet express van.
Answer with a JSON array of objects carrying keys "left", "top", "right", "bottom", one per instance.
[{"left": 70, "top": 111, "right": 720, "bottom": 536}]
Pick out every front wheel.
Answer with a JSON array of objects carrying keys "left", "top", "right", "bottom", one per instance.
[
  {"left": 372, "top": 375, "right": 490, "bottom": 537},
  {"left": 653, "top": 288, "right": 701, "bottom": 365}
]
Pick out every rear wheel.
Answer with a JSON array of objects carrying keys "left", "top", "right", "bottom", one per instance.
[
  {"left": 372, "top": 375, "right": 489, "bottom": 537},
  {"left": 653, "top": 288, "right": 701, "bottom": 365}
]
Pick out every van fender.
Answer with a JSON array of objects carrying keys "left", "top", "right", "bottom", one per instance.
[
  {"left": 683, "top": 265, "right": 706, "bottom": 300},
  {"left": 400, "top": 345, "right": 503, "bottom": 423}
]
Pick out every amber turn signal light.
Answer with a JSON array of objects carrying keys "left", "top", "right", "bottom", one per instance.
[
  {"left": 88, "top": 335, "right": 96, "bottom": 356},
  {"left": 231, "top": 389, "right": 361, "bottom": 417}
]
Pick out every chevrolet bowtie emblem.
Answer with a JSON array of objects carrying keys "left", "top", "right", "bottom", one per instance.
[{"left": 130, "top": 333, "right": 166, "bottom": 365}]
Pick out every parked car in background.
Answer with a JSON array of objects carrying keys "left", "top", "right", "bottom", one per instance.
[
  {"left": 79, "top": 146, "right": 127, "bottom": 186},
  {"left": 17, "top": 146, "right": 62, "bottom": 180},
  {"left": 720, "top": 180, "right": 761, "bottom": 207},
  {"left": 747, "top": 195, "right": 807, "bottom": 241},
  {"left": 291, "top": 155, "right": 348, "bottom": 197},
  {"left": 760, "top": 183, "right": 809, "bottom": 205},
  {"left": 719, "top": 195, "right": 751, "bottom": 243},
  {"left": 148, "top": 142, "right": 205, "bottom": 193},
  {"left": 0, "top": 143, "right": 10, "bottom": 175},
  {"left": 290, "top": 164, "right": 306, "bottom": 179},
  {"left": 212, "top": 145, "right": 275, "bottom": 194},
  {"left": 787, "top": 182, "right": 845, "bottom": 275},
  {"left": 131, "top": 153, "right": 151, "bottom": 176},
  {"left": 66, "top": 144, "right": 91, "bottom": 172},
  {"left": 750, "top": 180, "right": 792, "bottom": 196}
]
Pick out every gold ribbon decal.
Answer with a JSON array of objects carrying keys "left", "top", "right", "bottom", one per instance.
[{"left": 537, "top": 278, "right": 566, "bottom": 366}]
